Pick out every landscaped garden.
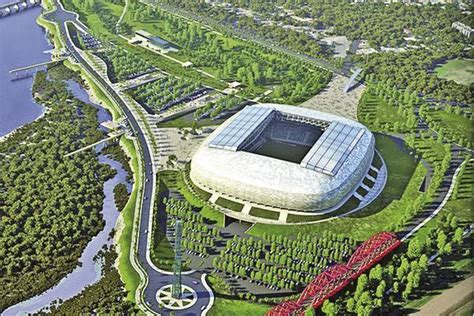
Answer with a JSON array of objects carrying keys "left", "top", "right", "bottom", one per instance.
[
  {"left": 420, "top": 103, "right": 473, "bottom": 148},
  {"left": 62, "top": 0, "right": 332, "bottom": 105},
  {"left": 130, "top": 76, "right": 202, "bottom": 113},
  {"left": 358, "top": 82, "right": 418, "bottom": 133},
  {"left": 194, "top": 95, "right": 244, "bottom": 120},
  {"left": 96, "top": 47, "right": 155, "bottom": 83}
]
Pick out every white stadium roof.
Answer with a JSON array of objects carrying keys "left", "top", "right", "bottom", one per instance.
[
  {"left": 301, "top": 121, "right": 365, "bottom": 176},
  {"left": 190, "top": 103, "right": 375, "bottom": 212},
  {"left": 208, "top": 106, "right": 273, "bottom": 151}
]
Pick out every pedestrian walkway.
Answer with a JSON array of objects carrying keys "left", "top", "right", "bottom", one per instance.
[{"left": 412, "top": 275, "right": 473, "bottom": 316}]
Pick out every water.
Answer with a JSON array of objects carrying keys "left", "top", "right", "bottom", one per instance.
[
  {"left": 3, "top": 155, "right": 129, "bottom": 316},
  {"left": 1, "top": 8, "right": 131, "bottom": 313},
  {"left": 3, "top": 79, "right": 132, "bottom": 315},
  {"left": 0, "top": 5, "right": 52, "bottom": 137},
  {"left": 66, "top": 79, "right": 111, "bottom": 132}
]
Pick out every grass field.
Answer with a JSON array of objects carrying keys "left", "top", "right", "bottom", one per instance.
[
  {"left": 443, "top": 159, "right": 473, "bottom": 224},
  {"left": 247, "top": 134, "right": 422, "bottom": 240},
  {"left": 208, "top": 298, "right": 271, "bottom": 316},
  {"left": 215, "top": 197, "right": 244, "bottom": 212},
  {"left": 150, "top": 229, "right": 175, "bottom": 270},
  {"left": 358, "top": 92, "right": 415, "bottom": 133},
  {"left": 424, "top": 109, "right": 473, "bottom": 146},
  {"left": 435, "top": 59, "right": 474, "bottom": 86},
  {"left": 249, "top": 207, "right": 280, "bottom": 220},
  {"left": 159, "top": 170, "right": 224, "bottom": 226},
  {"left": 117, "top": 137, "right": 141, "bottom": 302}
]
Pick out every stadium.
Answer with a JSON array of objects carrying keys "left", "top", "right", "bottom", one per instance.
[{"left": 190, "top": 103, "right": 379, "bottom": 222}]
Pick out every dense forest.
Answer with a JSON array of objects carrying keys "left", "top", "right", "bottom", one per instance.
[
  {"left": 358, "top": 47, "right": 473, "bottom": 105},
  {"left": 128, "top": 1, "right": 332, "bottom": 103},
  {"left": 0, "top": 64, "right": 114, "bottom": 310},
  {"left": 46, "top": 246, "right": 137, "bottom": 314},
  {"left": 149, "top": 0, "right": 471, "bottom": 50}
]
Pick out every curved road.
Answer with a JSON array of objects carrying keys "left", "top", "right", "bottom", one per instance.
[
  {"left": 42, "top": 2, "right": 470, "bottom": 315},
  {"left": 44, "top": 2, "right": 213, "bottom": 315}
]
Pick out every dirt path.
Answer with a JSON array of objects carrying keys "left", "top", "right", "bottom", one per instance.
[{"left": 413, "top": 275, "right": 474, "bottom": 316}]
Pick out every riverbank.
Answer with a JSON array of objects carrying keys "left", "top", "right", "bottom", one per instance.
[
  {"left": 0, "top": 105, "right": 48, "bottom": 143},
  {"left": 0, "top": 61, "right": 119, "bottom": 311},
  {"left": 36, "top": 3, "right": 143, "bottom": 305}
]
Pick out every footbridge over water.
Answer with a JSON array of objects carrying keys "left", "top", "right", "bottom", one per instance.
[
  {"left": 64, "top": 131, "right": 125, "bottom": 158},
  {"left": 0, "top": 0, "right": 41, "bottom": 18},
  {"left": 9, "top": 59, "right": 65, "bottom": 80}
]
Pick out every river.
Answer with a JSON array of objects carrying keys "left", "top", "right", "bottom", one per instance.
[
  {"left": 0, "top": 4, "right": 51, "bottom": 137},
  {"left": 1, "top": 7, "right": 130, "bottom": 316}
]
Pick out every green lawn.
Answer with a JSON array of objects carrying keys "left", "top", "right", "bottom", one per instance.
[
  {"left": 159, "top": 170, "right": 224, "bottom": 226},
  {"left": 413, "top": 137, "right": 448, "bottom": 165},
  {"left": 117, "top": 137, "right": 141, "bottom": 302},
  {"left": 435, "top": 59, "right": 474, "bottom": 86},
  {"left": 249, "top": 207, "right": 280, "bottom": 220},
  {"left": 443, "top": 159, "right": 473, "bottom": 224},
  {"left": 150, "top": 230, "right": 175, "bottom": 270},
  {"left": 358, "top": 92, "right": 415, "bottom": 133},
  {"left": 425, "top": 110, "right": 473, "bottom": 146},
  {"left": 215, "top": 197, "right": 243, "bottom": 212},
  {"left": 247, "top": 134, "right": 422, "bottom": 240},
  {"left": 208, "top": 298, "right": 270, "bottom": 316}
]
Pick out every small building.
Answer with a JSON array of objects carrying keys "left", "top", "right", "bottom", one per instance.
[
  {"left": 182, "top": 61, "right": 194, "bottom": 68},
  {"left": 452, "top": 21, "right": 472, "bottom": 38},
  {"left": 228, "top": 81, "right": 242, "bottom": 89},
  {"left": 135, "top": 30, "right": 171, "bottom": 50}
]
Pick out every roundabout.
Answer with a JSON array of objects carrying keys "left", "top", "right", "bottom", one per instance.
[{"left": 156, "top": 284, "right": 198, "bottom": 310}]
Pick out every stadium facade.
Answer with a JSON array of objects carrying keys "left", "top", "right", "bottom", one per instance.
[{"left": 190, "top": 104, "right": 375, "bottom": 215}]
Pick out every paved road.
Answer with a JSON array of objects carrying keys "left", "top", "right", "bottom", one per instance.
[
  {"left": 44, "top": 2, "right": 213, "bottom": 315},
  {"left": 44, "top": 2, "right": 471, "bottom": 315},
  {"left": 398, "top": 106, "right": 468, "bottom": 241},
  {"left": 412, "top": 275, "right": 474, "bottom": 316}
]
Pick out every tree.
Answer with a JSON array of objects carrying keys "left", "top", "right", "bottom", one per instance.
[
  {"left": 346, "top": 297, "right": 356, "bottom": 313},
  {"left": 443, "top": 243, "right": 453, "bottom": 256},
  {"left": 369, "top": 264, "right": 383, "bottom": 282},
  {"left": 407, "top": 237, "right": 422, "bottom": 259},
  {"left": 393, "top": 281, "right": 400, "bottom": 294},
  {"left": 321, "top": 300, "right": 339, "bottom": 316},
  {"left": 437, "top": 231, "right": 447, "bottom": 253},
  {"left": 375, "top": 280, "right": 386, "bottom": 299},
  {"left": 453, "top": 227, "right": 464, "bottom": 247},
  {"left": 402, "top": 282, "right": 413, "bottom": 300},
  {"left": 418, "top": 254, "right": 429, "bottom": 271},
  {"left": 354, "top": 274, "right": 368, "bottom": 301}
]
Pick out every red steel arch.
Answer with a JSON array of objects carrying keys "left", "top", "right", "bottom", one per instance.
[{"left": 266, "top": 232, "right": 401, "bottom": 316}]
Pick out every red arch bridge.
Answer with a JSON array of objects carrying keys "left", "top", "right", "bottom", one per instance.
[{"left": 267, "top": 231, "right": 401, "bottom": 315}]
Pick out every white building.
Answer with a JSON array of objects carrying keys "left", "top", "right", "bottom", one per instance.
[
  {"left": 452, "top": 21, "right": 473, "bottom": 38},
  {"left": 190, "top": 104, "right": 375, "bottom": 217}
]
